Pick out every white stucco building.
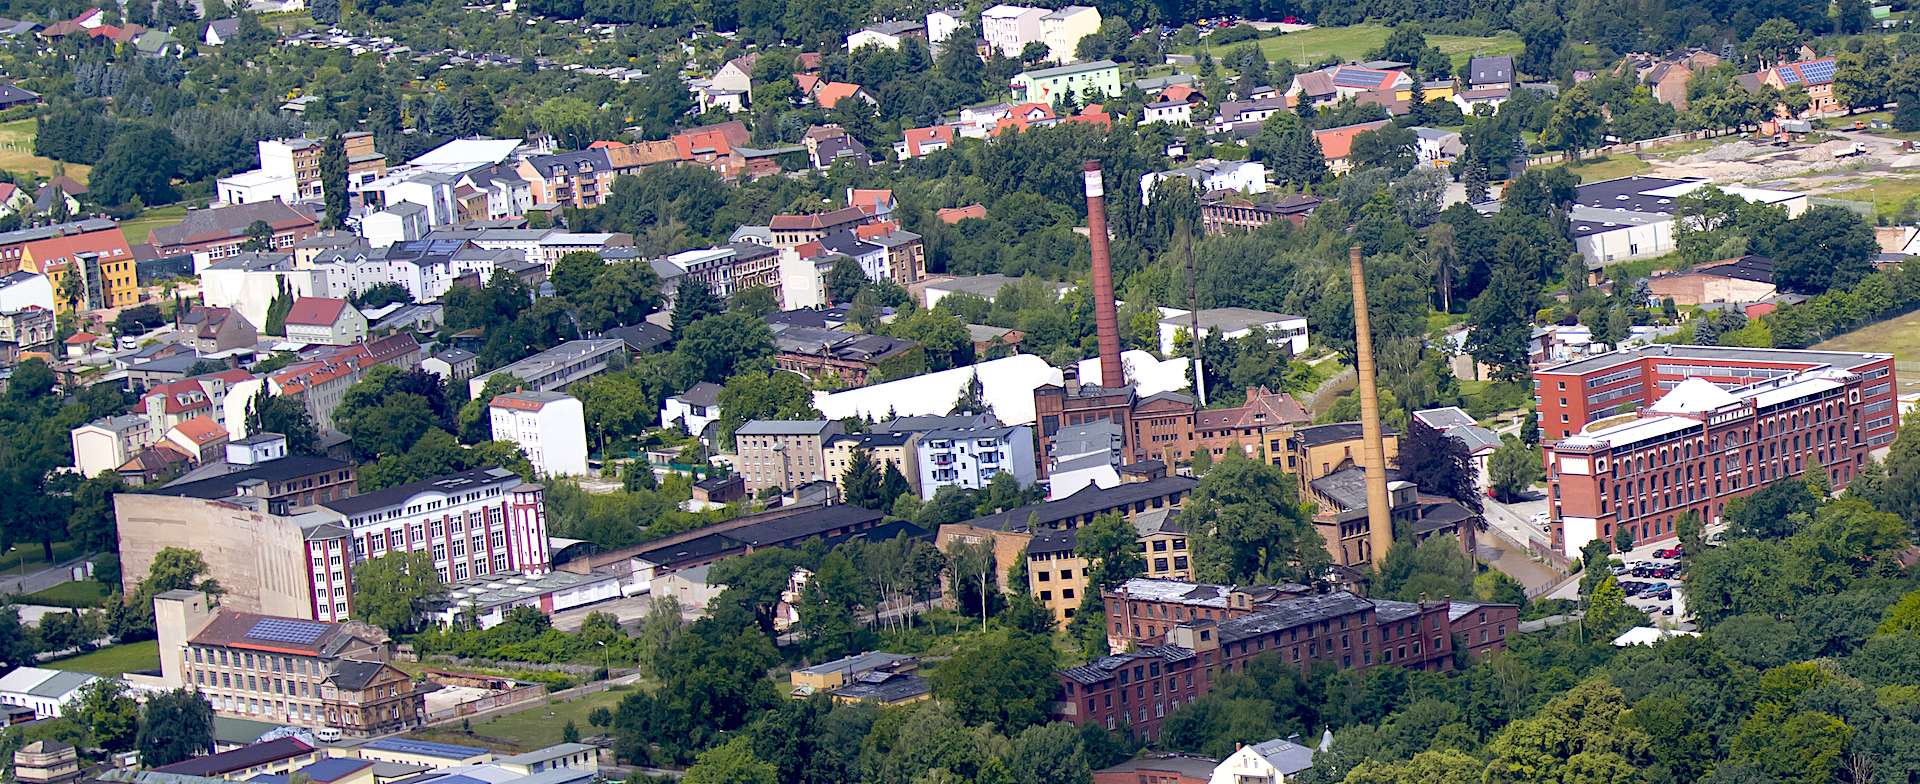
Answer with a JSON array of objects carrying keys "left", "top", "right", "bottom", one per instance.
[
  {"left": 1140, "top": 161, "right": 1267, "bottom": 204},
  {"left": 1208, "top": 737, "right": 1318, "bottom": 784},
  {"left": 488, "top": 390, "right": 589, "bottom": 477},
  {"left": 980, "top": 4, "right": 1047, "bottom": 57},
  {"left": 914, "top": 424, "right": 1036, "bottom": 499},
  {"left": 1158, "top": 308, "right": 1309, "bottom": 356}
]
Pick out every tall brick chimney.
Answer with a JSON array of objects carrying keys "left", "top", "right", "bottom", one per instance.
[
  {"left": 1350, "top": 245, "right": 1394, "bottom": 565},
  {"left": 1084, "top": 161, "right": 1124, "bottom": 389}
]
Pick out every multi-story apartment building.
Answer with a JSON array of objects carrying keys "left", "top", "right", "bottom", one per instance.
[
  {"left": 0, "top": 218, "right": 118, "bottom": 274},
  {"left": 19, "top": 229, "right": 138, "bottom": 311},
  {"left": 320, "top": 466, "right": 550, "bottom": 585},
  {"left": 72, "top": 414, "right": 155, "bottom": 478},
  {"left": 824, "top": 430, "right": 922, "bottom": 499},
  {"left": 1533, "top": 345, "right": 1897, "bottom": 447},
  {"left": 518, "top": 148, "right": 617, "bottom": 209},
  {"left": 466, "top": 339, "right": 626, "bottom": 399},
  {"left": 156, "top": 591, "right": 423, "bottom": 736},
  {"left": 768, "top": 207, "right": 872, "bottom": 249},
  {"left": 980, "top": 4, "right": 1047, "bottom": 57},
  {"left": 488, "top": 390, "right": 589, "bottom": 477},
  {"left": 736, "top": 420, "right": 847, "bottom": 494},
  {"left": 914, "top": 424, "right": 1038, "bottom": 499},
  {"left": 283, "top": 297, "right": 369, "bottom": 346},
  {"left": 1039, "top": 5, "right": 1100, "bottom": 63},
  {"left": 1546, "top": 366, "right": 1886, "bottom": 556}
]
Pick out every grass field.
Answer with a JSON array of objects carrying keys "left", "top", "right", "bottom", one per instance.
[
  {"left": 0, "top": 541, "right": 86, "bottom": 576},
  {"left": 0, "top": 118, "right": 90, "bottom": 185},
  {"left": 1816, "top": 315, "right": 1920, "bottom": 364},
  {"left": 1538, "top": 153, "right": 1653, "bottom": 183},
  {"left": 1190, "top": 25, "right": 1524, "bottom": 69},
  {"left": 24, "top": 581, "right": 111, "bottom": 607},
  {"left": 44, "top": 640, "right": 159, "bottom": 677},
  {"left": 119, "top": 204, "right": 191, "bottom": 246},
  {"left": 404, "top": 686, "right": 636, "bottom": 753}
]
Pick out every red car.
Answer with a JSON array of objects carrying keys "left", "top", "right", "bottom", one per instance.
[
  {"left": 1654, "top": 547, "right": 1684, "bottom": 559},
  {"left": 1281, "top": 15, "right": 1302, "bottom": 23}
]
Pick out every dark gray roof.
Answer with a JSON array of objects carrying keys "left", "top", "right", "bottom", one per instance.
[
  {"left": 1061, "top": 644, "right": 1195, "bottom": 685},
  {"left": 1469, "top": 55, "right": 1513, "bottom": 84},
  {"left": 1027, "top": 527, "right": 1076, "bottom": 555},
  {"left": 735, "top": 419, "right": 839, "bottom": 436},
  {"left": 320, "top": 466, "right": 521, "bottom": 516},
  {"left": 1371, "top": 598, "right": 1421, "bottom": 623},
  {"left": 326, "top": 660, "right": 390, "bottom": 691},
  {"left": 962, "top": 476, "right": 1198, "bottom": 532},
  {"left": 1214, "top": 591, "right": 1375, "bottom": 644},
  {"left": 1095, "top": 757, "right": 1220, "bottom": 779},
  {"left": 605, "top": 322, "right": 671, "bottom": 352},
  {"left": 1292, "top": 421, "right": 1395, "bottom": 447},
  {"left": 149, "top": 456, "right": 353, "bottom": 499},
  {"left": 673, "top": 381, "right": 722, "bottom": 407},
  {"left": 830, "top": 671, "right": 930, "bottom": 703},
  {"left": 1308, "top": 466, "right": 1399, "bottom": 512}
]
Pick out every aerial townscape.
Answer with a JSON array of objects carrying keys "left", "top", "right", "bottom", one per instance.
[{"left": 4, "top": 0, "right": 1920, "bottom": 781}]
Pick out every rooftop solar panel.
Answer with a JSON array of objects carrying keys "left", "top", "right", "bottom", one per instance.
[
  {"left": 246, "top": 618, "right": 330, "bottom": 644},
  {"left": 1799, "top": 60, "right": 1835, "bottom": 83},
  {"left": 1330, "top": 69, "right": 1385, "bottom": 88}
]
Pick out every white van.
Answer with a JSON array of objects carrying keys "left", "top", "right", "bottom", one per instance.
[{"left": 314, "top": 727, "right": 343, "bottom": 742}]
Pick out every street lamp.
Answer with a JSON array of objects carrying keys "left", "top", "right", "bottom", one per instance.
[{"left": 595, "top": 640, "right": 609, "bottom": 675}]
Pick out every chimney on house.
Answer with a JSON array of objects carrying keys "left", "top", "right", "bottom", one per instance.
[
  {"left": 1084, "top": 161, "right": 1125, "bottom": 389},
  {"left": 1350, "top": 245, "right": 1394, "bottom": 568}
]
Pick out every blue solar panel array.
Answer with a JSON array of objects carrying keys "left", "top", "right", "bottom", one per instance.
[
  {"left": 1796, "top": 59, "right": 1836, "bottom": 84},
  {"left": 1330, "top": 69, "right": 1387, "bottom": 89},
  {"left": 245, "top": 618, "right": 329, "bottom": 644}
]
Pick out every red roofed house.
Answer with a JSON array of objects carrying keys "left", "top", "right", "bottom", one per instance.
[
  {"left": 937, "top": 204, "right": 988, "bottom": 223},
  {"left": 671, "top": 120, "right": 752, "bottom": 173},
  {"left": 164, "top": 415, "right": 230, "bottom": 465},
  {"left": 283, "top": 297, "right": 367, "bottom": 346},
  {"left": 895, "top": 125, "right": 957, "bottom": 159},
  {"left": 1313, "top": 120, "right": 1393, "bottom": 174},
  {"left": 815, "top": 82, "right": 877, "bottom": 110},
  {"left": 1158, "top": 85, "right": 1198, "bottom": 104},
  {"left": 993, "top": 103, "right": 1057, "bottom": 134},
  {"left": 116, "top": 441, "right": 196, "bottom": 486},
  {"left": 848, "top": 188, "right": 896, "bottom": 221},
  {"left": 142, "top": 379, "right": 217, "bottom": 431},
  {"left": 64, "top": 331, "right": 99, "bottom": 357},
  {"left": 1761, "top": 58, "right": 1841, "bottom": 116},
  {"left": 0, "top": 182, "right": 28, "bottom": 217}
]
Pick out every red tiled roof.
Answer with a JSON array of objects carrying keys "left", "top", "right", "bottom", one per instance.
[
  {"left": 65, "top": 331, "right": 98, "bottom": 343},
  {"left": 936, "top": 205, "right": 987, "bottom": 223},
  {"left": 671, "top": 121, "right": 750, "bottom": 161},
  {"left": 1313, "top": 120, "right": 1393, "bottom": 160},
  {"left": 170, "top": 415, "right": 228, "bottom": 446},
  {"left": 901, "top": 126, "right": 956, "bottom": 157},
  {"left": 854, "top": 221, "right": 898, "bottom": 240},
  {"left": 284, "top": 297, "right": 349, "bottom": 327},
  {"left": 1159, "top": 85, "right": 1198, "bottom": 103},
  {"left": 815, "top": 82, "right": 867, "bottom": 109},
  {"left": 23, "top": 230, "right": 133, "bottom": 272}
]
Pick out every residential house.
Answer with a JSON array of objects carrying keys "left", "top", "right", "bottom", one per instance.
[
  {"left": 518, "top": 148, "right": 617, "bottom": 209},
  {"left": 926, "top": 8, "right": 963, "bottom": 48},
  {"left": 847, "top": 20, "right": 927, "bottom": 51},
  {"left": 0, "top": 305, "right": 52, "bottom": 365},
  {"left": 164, "top": 415, "right": 230, "bottom": 465},
  {"left": 178, "top": 306, "right": 258, "bottom": 354},
  {"left": 283, "top": 297, "right": 368, "bottom": 346},
  {"left": 1312, "top": 120, "right": 1392, "bottom": 174},
  {"left": 0, "top": 83, "right": 39, "bottom": 112},
  {"left": 671, "top": 120, "right": 753, "bottom": 174},
  {"left": 895, "top": 125, "right": 957, "bottom": 159},
  {"left": 1139, "top": 100, "right": 1193, "bottom": 126},
  {"left": 661, "top": 381, "right": 723, "bottom": 442},
  {"left": 1760, "top": 58, "right": 1840, "bottom": 116},
  {"left": 1412, "top": 127, "right": 1463, "bottom": 163},
  {"left": 1467, "top": 55, "right": 1516, "bottom": 88},
  {"left": 71, "top": 413, "right": 155, "bottom": 478},
  {"left": 421, "top": 348, "right": 478, "bottom": 385},
  {"left": 1208, "top": 737, "right": 1317, "bottom": 784}
]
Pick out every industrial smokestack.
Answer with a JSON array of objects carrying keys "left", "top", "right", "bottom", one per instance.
[
  {"left": 1084, "top": 161, "right": 1125, "bottom": 389},
  {"left": 1350, "top": 245, "right": 1394, "bottom": 566}
]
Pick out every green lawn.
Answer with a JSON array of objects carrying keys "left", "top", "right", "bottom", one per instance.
[
  {"left": 120, "top": 204, "right": 191, "bottom": 247},
  {"left": 0, "top": 541, "right": 87, "bottom": 576},
  {"left": 1816, "top": 315, "right": 1920, "bottom": 364},
  {"left": 44, "top": 639, "right": 159, "bottom": 677},
  {"left": 1537, "top": 153, "right": 1652, "bottom": 183},
  {"left": 1191, "top": 24, "right": 1524, "bottom": 69},
  {"left": 0, "top": 118, "right": 90, "bottom": 185},
  {"left": 24, "top": 581, "right": 111, "bottom": 608},
  {"left": 405, "top": 685, "right": 637, "bottom": 752}
]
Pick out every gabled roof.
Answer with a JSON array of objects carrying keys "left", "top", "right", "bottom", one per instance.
[
  {"left": 1311, "top": 120, "right": 1392, "bottom": 160},
  {"left": 816, "top": 82, "right": 870, "bottom": 110},
  {"left": 326, "top": 659, "right": 397, "bottom": 690},
  {"left": 151, "top": 200, "right": 317, "bottom": 249},
  {"left": 169, "top": 416, "right": 228, "bottom": 446},
  {"left": 284, "top": 297, "right": 351, "bottom": 326}
]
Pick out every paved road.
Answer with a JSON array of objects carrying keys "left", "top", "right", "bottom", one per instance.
[{"left": 0, "top": 554, "right": 95, "bottom": 597}]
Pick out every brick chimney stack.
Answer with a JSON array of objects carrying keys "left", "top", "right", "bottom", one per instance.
[
  {"left": 1351, "top": 245, "right": 1394, "bottom": 566},
  {"left": 1084, "top": 161, "right": 1125, "bottom": 389}
]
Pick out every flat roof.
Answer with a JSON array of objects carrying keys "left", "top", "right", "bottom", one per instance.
[
  {"left": 1540, "top": 345, "right": 1889, "bottom": 376},
  {"left": 361, "top": 738, "right": 491, "bottom": 760}
]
